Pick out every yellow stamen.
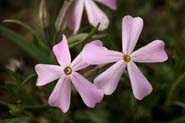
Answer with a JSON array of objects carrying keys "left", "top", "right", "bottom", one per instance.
[
  {"left": 123, "top": 55, "right": 131, "bottom": 63},
  {"left": 64, "top": 67, "right": 72, "bottom": 75}
]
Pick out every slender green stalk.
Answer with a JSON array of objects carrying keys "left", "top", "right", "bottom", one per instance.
[
  {"left": 21, "top": 73, "right": 36, "bottom": 85},
  {"left": 53, "top": 0, "right": 74, "bottom": 44},
  {"left": 165, "top": 71, "right": 185, "bottom": 107},
  {"left": 55, "top": 0, "right": 73, "bottom": 33}
]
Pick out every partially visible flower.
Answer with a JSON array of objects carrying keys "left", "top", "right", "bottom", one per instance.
[
  {"left": 82, "top": 15, "right": 168, "bottom": 100},
  {"left": 68, "top": 0, "right": 117, "bottom": 34},
  {"left": 35, "top": 35, "right": 103, "bottom": 112}
]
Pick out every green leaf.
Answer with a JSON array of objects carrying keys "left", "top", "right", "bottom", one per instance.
[
  {"left": 2, "top": 19, "right": 49, "bottom": 50},
  {"left": 173, "top": 101, "right": 185, "bottom": 108},
  {"left": 5, "top": 82, "right": 36, "bottom": 105},
  {"left": 69, "top": 23, "right": 100, "bottom": 48},
  {"left": 165, "top": 71, "right": 185, "bottom": 107},
  {"left": 0, "top": 117, "right": 27, "bottom": 123},
  {"left": 21, "top": 73, "right": 36, "bottom": 85},
  {"left": 8, "top": 104, "right": 50, "bottom": 115},
  {"left": 0, "top": 25, "right": 53, "bottom": 63},
  {"left": 68, "top": 33, "right": 88, "bottom": 43},
  {"left": 8, "top": 104, "right": 24, "bottom": 116}
]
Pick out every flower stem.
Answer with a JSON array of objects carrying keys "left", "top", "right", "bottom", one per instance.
[
  {"left": 53, "top": 0, "right": 74, "bottom": 44},
  {"left": 21, "top": 73, "right": 36, "bottom": 85},
  {"left": 69, "top": 23, "right": 100, "bottom": 48}
]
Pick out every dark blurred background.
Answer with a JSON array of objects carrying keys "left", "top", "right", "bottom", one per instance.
[{"left": 0, "top": 0, "right": 185, "bottom": 123}]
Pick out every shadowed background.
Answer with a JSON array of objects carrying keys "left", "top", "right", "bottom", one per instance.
[{"left": 0, "top": 0, "right": 185, "bottom": 123}]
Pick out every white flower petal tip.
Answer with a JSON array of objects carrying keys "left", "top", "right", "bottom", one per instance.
[
  {"left": 36, "top": 82, "right": 43, "bottom": 87},
  {"left": 136, "top": 87, "right": 153, "bottom": 101},
  {"left": 87, "top": 89, "right": 104, "bottom": 108}
]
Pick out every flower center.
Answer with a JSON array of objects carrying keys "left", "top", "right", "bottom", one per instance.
[
  {"left": 64, "top": 67, "right": 72, "bottom": 75},
  {"left": 123, "top": 54, "right": 131, "bottom": 63}
]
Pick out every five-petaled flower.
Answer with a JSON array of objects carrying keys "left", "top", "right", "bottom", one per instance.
[
  {"left": 35, "top": 35, "right": 103, "bottom": 112},
  {"left": 68, "top": 0, "right": 117, "bottom": 34},
  {"left": 82, "top": 15, "right": 168, "bottom": 100}
]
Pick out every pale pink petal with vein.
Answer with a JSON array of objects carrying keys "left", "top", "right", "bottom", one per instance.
[
  {"left": 127, "top": 61, "right": 152, "bottom": 100},
  {"left": 95, "top": 60, "right": 126, "bottom": 95},
  {"left": 85, "top": 0, "right": 109, "bottom": 31},
  {"left": 71, "top": 53, "right": 89, "bottom": 71},
  {"left": 71, "top": 72, "right": 103, "bottom": 108},
  {"left": 71, "top": 40, "right": 104, "bottom": 71},
  {"left": 68, "top": 0, "right": 84, "bottom": 34},
  {"left": 35, "top": 64, "right": 62, "bottom": 86},
  {"left": 82, "top": 42, "right": 122, "bottom": 64},
  {"left": 48, "top": 76, "right": 71, "bottom": 113},
  {"left": 122, "top": 16, "right": 143, "bottom": 54},
  {"left": 131, "top": 40, "right": 168, "bottom": 63},
  {"left": 52, "top": 35, "right": 71, "bottom": 66},
  {"left": 95, "top": 0, "right": 117, "bottom": 10}
]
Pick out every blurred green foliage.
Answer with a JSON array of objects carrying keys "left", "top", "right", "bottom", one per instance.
[{"left": 0, "top": 0, "right": 185, "bottom": 123}]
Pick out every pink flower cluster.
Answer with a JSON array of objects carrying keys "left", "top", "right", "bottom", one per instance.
[{"left": 35, "top": 0, "right": 168, "bottom": 113}]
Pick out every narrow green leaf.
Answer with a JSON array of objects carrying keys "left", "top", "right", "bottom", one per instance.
[
  {"left": 68, "top": 33, "right": 88, "bottom": 43},
  {"left": 8, "top": 104, "right": 24, "bottom": 116},
  {"left": 21, "top": 73, "right": 36, "bottom": 85},
  {"left": 0, "top": 25, "right": 53, "bottom": 63},
  {"left": 8, "top": 104, "right": 50, "bottom": 114},
  {"left": 0, "top": 117, "right": 27, "bottom": 123},
  {"left": 3, "top": 19, "right": 49, "bottom": 50},
  {"left": 69, "top": 23, "right": 100, "bottom": 48},
  {"left": 165, "top": 71, "right": 185, "bottom": 107},
  {"left": 5, "top": 81, "right": 37, "bottom": 105},
  {"left": 173, "top": 101, "right": 185, "bottom": 108}
]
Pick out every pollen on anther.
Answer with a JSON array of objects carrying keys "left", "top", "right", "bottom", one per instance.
[
  {"left": 64, "top": 67, "right": 72, "bottom": 75},
  {"left": 123, "top": 55, "right": 131, "bottom": 63}
]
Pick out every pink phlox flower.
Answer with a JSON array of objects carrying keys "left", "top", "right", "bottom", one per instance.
[
  {"left": 35, "top": 34, "right": 103, "bottom": 112},
  {"left": 68, "top": 0, "right": 117, "bottom": 34},
  {"left": 82, "top": 15, "right": 168, "bottom": 100}
]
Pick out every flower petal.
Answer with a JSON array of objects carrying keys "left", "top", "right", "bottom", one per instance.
[
  {"left": 89, "top": 40, "right": 103, "bottom": 47},
  {"left": 84, "top": 0, "right": 109, "bottom": 31},
  {"left": 52, "top": 34, "right": 71, "bottom": 66},
  {"left": 131, "top": 40, "right": 168, "bottom": 63},
  {"left": 48, "top": 76, "right": 71, "bottom": 113},
  {"left": 95, "top": 0, "right": 117, "bottom": 10},
  {"left": 35, "top": 64, "right": 62, "bottom": 86},
  {"left": 122, "top": 16, "right": 143, "bottom": 54},
  {"left": 82, "top": 41, "right": 122, "bottom": 64},
  {"left": 95, "top": 60, "right": 126, "bottom": 95},
  {"left": 71, "top": 72, "right": 103, "bottom": 108},
  {"left": 71, "top": 40, "right": 103, "bottom": 71},
  {"left": 68, "top": 0, "right": 84, "bottom": 34},
  {"left": 71, "top": 53, "right": 89, "bottom": 71},
  {"left": 127, "top": 61, "right": 152, "bottom": 100}
]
